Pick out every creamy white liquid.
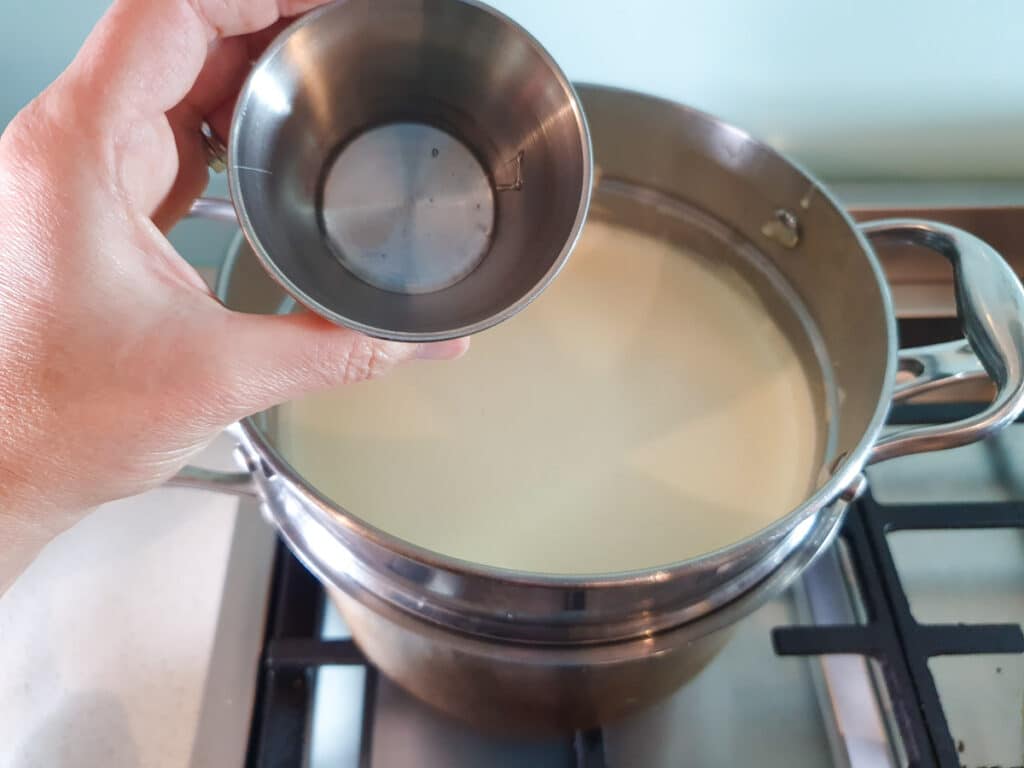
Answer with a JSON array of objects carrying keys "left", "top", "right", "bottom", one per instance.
[{"left": 277, "top": 219, "right": 821, "bottom": 574}]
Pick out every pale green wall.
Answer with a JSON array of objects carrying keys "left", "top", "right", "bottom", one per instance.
[
  {"left": 487, "top": 0, "right": 1024, "bottom": 181},
  {"left": 0, "top": 0, "right": 232, "bottom": 267},
  {"left": 3, "top": 0, "right": 1023, "bottom": 265}
]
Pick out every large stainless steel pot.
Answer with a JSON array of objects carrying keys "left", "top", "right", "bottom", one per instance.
[{"left": 174, "top": 85, "right": 1024, "bottom": 731}]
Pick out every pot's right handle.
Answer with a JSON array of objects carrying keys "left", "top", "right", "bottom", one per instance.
[{"left": 861, "top": 219, "right": 1024, "bottom": 464}]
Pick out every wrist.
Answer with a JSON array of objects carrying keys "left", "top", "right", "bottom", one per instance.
[{"left": 0, "top": 465, "right": 87, "bottom": 595}]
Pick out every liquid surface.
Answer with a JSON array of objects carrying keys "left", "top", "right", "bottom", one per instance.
[{"left": 278, "top": 219, "right": 821, "bottom": 574}]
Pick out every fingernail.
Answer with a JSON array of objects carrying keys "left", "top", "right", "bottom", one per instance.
[{"left": 416, "top": 338, "right": 471, "bottom": 360}]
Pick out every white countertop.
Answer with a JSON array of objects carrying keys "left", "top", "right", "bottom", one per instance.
[{"left": 0, "top": 436, "right": 273, "bottom": 768}]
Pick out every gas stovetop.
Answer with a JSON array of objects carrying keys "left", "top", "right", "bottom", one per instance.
[{"left": 221, "top": 204, "right": 1024, "bottom": 768}]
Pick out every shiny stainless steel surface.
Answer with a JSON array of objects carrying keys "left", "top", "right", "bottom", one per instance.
[
  {"left": 216, "top": 178, "right": 840, "bottom": 648},
  {"left": 894, "top": 339, "right": 984, "bottom": 400},
  {"left": 293, "top": 423, "right": 1024, "bottom": 762},
  {"left": 191, "top": 0, "right": 592, "bottom": 341},
  {"left": 320, "top": 123, "right": 495, "bottom": 294},
  {"left": 578, "top": 85, "right": 889, "bottom": 508},
  {"left": 187, "top": 196, "right": 237, "bottom": 225},
  {"left": 852, "top": 204, "right": 1024, "bottom": 318},
  {"left": 166, "top": 464, "right": 258, "bottom": 498},
  {"left": 174, "top": 86, "right": 1024, "bottom": 729},
  {"left": 326, "top": 499, "right": 846, "bottom": 732},
  {"left": 302, "top": 519, "right": 851, "bottom": 761},
  {"left": 861, "top": 220, "right": 1024, "bottom": 463}
]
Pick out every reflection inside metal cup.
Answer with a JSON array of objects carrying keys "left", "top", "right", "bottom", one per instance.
[
  {"left": 320, "top": 122, "right": 496, "bottom": 295},
  {"left": 227, "top": 0, "right": 591, "bottom": 340}
]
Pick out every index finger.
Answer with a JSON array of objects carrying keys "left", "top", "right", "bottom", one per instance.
[{"left": 62, "top": 0, "right": 331, "bottom": 121}]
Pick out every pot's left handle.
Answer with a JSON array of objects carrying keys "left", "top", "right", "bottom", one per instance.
[
  {"left": 166, "top": 466, "right": 258, "bottom": 497},
  {"left": 164, "top": 201, "right": 258, "bottom": 497},
  {"left": 189, "top": 196, "right": 237, "bottom": 224},
  {"left": 166, "top": 422, "right": 260, "bottom": 497},
  {"left": 862, "top": 219, "right": 1024, "bottom": 464}
]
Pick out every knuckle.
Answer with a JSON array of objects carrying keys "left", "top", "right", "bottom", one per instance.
[
  {"left": 188, "top": 0, "right": 279, "bottom": 35},
  {"left": 1, "top": 89, "right": 94, "bottom": 185},
  {"left": 338, "top": 338, "right": 377, "bottom": 385},
  {"left": 1, "top": 101, "right": 47, "bottom": 161},
  {"left": 336, "top": 337, "right": 393, "bottom": 385}
]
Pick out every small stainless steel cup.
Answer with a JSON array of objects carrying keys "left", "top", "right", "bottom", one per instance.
[{"left": 193, "top": 0, "right": 592, "bottom": 341}]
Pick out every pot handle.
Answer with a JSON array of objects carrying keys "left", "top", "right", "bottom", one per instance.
[
  {"left": 164, "top": 422, "right": 260, "bottom": 497},
  {"left": 165, "top": 465, "right": 258, "bottom": 497},
  {"left": 172, "top": 202, "right": 257, "bottom": 497},
  {"left": 187, "top": 197, "right": 296, "bottom": 317},
  {"left": 861, "top": 219, "right": 1024, "bottom": 464},
  {"left": 188, "top": 196, "right": 237, "bottom": 224},
  {"left": 187, "top": 196, "right": 236, "bottom": 224}
]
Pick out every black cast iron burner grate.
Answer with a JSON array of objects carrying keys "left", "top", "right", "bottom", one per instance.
[
  {"left": 245, "top": 402, "right": 1024, "bottom": 768},
  {"left": 243, "top": 539, "right": 607, "bottom": 768},
  {"left": 774, "top": 401, "right": 1024, "bottom": 768},
  {"left": 245, "top": 542, "right": 378, "bottom": 768}
]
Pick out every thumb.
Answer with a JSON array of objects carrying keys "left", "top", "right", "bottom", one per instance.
[{"left": 192, "top": 309, "right": 469, "bottom": 427}]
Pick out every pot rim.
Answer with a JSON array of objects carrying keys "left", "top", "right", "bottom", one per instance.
[
  {"left": 326, "top": 497, "right": 848, "bottom": 658},
  {"left": 218, "top": 84, "right": 897, "bottom": 592}
]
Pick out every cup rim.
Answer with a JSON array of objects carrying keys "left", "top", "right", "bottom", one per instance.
[{"left": 226, "top": 0, "right": 594, "bottom": 342}]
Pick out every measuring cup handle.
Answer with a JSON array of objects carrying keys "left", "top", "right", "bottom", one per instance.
[{"left": 862, "top": 219, "right": 1024, "bottom": 464}]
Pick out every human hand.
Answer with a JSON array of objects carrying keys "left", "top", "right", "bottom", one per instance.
[{"left": 0, "top": 0, "right": 468, "bottom": 591}]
